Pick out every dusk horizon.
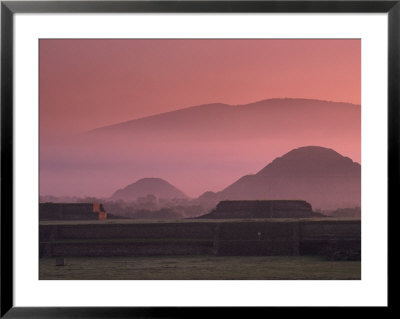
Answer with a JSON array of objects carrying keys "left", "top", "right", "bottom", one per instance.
[
  {"left": 39, "top": 39, "right": 362, "bottom": 280},
  {"left": 40, "top": 39, "right": 361, "bottom": 203}
]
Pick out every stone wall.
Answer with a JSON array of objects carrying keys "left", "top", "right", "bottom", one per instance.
[
  {"left": 299, "top": 220, "right": 361, "bottom": 256},
  {"left": 39, "top": 219, "right": 360, "bottom": 258},
  {"left": 40, "top": 241, "right": 214, "bottom": 258},
  {"left": 39, "top": 203, "right": 106, "bottom": 221},
  {"left": 40, "top": 222, "right": 215, "bottom": 241},
  {"left": 201, "top": 200, "right": 320, "bottom": 219}
]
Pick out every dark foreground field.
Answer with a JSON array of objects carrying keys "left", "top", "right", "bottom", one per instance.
[{"left": 39, "top": 255, "right": 361, "bottom": 280}]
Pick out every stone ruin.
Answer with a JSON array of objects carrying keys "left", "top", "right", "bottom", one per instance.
[
  {"left": 39, "top": 202, "right": 107, "bottom": 221},
  {"left": 199, "top": 200, "right": 324, "bottom": 219}
]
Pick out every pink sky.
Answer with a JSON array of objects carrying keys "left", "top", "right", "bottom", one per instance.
[
  {"left": 39, "top": 39, "right": 361, "bottom": 197},
  {"left": 40, "top": 39, "right": 360, "bottom": 140}
]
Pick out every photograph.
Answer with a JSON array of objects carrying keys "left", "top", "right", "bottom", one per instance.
[{"left": 38, "top": 38, "right": 362, "bottom": 280}]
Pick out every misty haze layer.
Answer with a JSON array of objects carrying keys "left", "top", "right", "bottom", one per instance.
[{"left": 40, "top": 98, "right": 360, "bottom": 198}]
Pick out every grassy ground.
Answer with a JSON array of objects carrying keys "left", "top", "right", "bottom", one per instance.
[{"left": 39, "top": 255, "right": 360, "bottom": 280}]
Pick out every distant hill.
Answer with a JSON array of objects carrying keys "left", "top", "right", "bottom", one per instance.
[
  {"left": 111, "top": 178, "right": 187, "bottom": 201},
  {"left": 213, "top": 146, "right": 361, "bottom": 210},
  {"left": 84, "top": 98, "right": 360, "bottom": 145},
  {"left": 41, "top": 98, "right": 360, "bottom": 197}
]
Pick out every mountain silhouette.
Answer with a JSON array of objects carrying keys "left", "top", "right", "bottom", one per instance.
[
  {"left": 215, "top": 146, "right": 361, "bottom": 210},
  {"left": 41, "top": 98, "right": 360, "bottom": 198},
  {"left": 84, "top": 98, "right": 360, "bottom": 144},
  {"left": 111, "top": 178, "right": 187, "bottom": 201}
]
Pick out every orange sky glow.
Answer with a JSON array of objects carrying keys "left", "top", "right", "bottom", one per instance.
[
  {"left": 40, "top": 39, "right": 361, "bottom": 197},
  {"left": 40, "top": 39, "right": 360, "bottom": 139}
]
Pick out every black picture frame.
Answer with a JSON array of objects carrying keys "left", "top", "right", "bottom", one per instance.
[{"left": 1, "top": 0, "right": 396, "bottom": 317}]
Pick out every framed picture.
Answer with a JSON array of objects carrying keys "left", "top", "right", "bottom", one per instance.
[{"left": 1, "top": 0, "right": 395, "bottom": 316}]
